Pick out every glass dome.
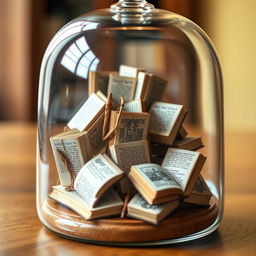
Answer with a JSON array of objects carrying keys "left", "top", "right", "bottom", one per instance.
[{"left": 37, "top": 0, "right": 224, "bottom": 246}]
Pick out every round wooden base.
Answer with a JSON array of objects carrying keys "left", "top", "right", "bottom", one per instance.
[{"left": 42, "top": 197, "right": 219, "bottom": 243}]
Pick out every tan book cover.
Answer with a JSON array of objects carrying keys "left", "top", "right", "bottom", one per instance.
[
  {"left": 50, "top": 113, "right": 106, "bottom": 187},
  {"left": 74, "top": 153, "right": 124, "bottom": 207},
  {"left": 134, "top": 72, "right": 168, "bottom": 108},
  {"left": 88, "top": 71, "right": 117, "bottom": 96}
]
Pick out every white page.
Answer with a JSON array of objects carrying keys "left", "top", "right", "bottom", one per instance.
[{"left": 67, "top": 93, "right": 105, "bottom": 131}]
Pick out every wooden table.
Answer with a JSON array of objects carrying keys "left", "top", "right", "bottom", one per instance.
[{"left": 0, "top": 122, "right": 255, "bottom": 255}]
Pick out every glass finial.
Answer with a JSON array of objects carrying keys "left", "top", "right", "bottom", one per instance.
[{"left": 111, "top": 0, "right": 154, "bottom": 14}]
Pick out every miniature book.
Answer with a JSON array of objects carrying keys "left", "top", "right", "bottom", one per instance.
[
  {"left": 74, "top": 153, "right": 124, "bottom": 207},
  {"left": 108, "top": 111, "right": 150, "bottom": 145},
  {"left": 173, "top": 137, "right": 204, "bottom": 151},
  {"left": 109, "top": 140, "right": 151, "bottom": 174},
  {"left": 149, "top": 102, "right": 187, "bottom": 145},
  {"left": 119, "top": 64, "right": 144, "bottom": 78},
  {"left": 127, "top": 193, "right": 180, "bottom": 225},
  {"left": 109, "top": 140, "right": 151, "bottom": 193},
  {"left": 50, "top": 113, "right": 106, "bottom": 187},
  {"left": 50, "top": 186, "right": 123, "bottom": 220},
  {"left": 67, "top": 91, "right": 107, "bottom": 131},
  {"left": 128, "top": 149, "right": 206, "bottom": 204},
  {"left": 88, "top": 71, "right": 117, "bottom": 96},
  {"left": 161, "top": 148, "right": 206, "bottom": 197},
  {"left": 107, "top": 74, "right": 137, "bottom": 105},
  {"left": 177, "top": 126, "right": 188, "bottom": 139},
  {"left": 123, "top": 99, "right": 146, "bottom": 112},
  {"left": 134, "top": 72, "right": 168, "bottom": 108},
  {"left": 183, "top": 175, "right": 212, "bottom": 206}
]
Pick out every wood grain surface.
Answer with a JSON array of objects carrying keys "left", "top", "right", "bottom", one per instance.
[{"left": 0, "top": 122, "right": 256, "bottom": 256}]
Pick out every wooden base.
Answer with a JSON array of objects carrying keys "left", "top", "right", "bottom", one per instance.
[{"left": 42, "top": 197, "right": 219, "bottom": 243}]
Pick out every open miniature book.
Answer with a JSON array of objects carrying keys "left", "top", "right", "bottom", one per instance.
[
  {"left": 184, "top": 175, "right": 212, "bottom": 206},
  {"left": 149, "top": 102, "right": 187, "bottom": 145},
  {"left": 128, "top": 148, "right": 206, "bottom": 204},
  {"left": 50, "top": 186, "right": 123, "bottom": 220},
  {"left": 73, "top": 153, "right": 124, "bottom": 207},
  {"left": 127, "top": 193, "right": 180, "bottom": 225},
  {"left": 67, "top": 91, "right": 107, "bottom": 132},
  {"left": 50, "top": 112, "right": 106, "bottom": 187}
]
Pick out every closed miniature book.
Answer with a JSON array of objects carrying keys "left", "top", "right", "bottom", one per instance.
[
  {"left": 173, "top": 137, "right": 204, "bottom": 151},
  {"left": 128, "top": 148, "right": 206, "bottom": 204},
  {"left": 127, "top": 193, "right": 180, "bottom": 225},
  {"left": 183, "top": 175, "right": 212, "bottom": 206},
  {"left": 107, "top": 74, "right": 137, "bottom": 105},
  {"left": 50, "top": 113, "right": 106, "bottom": 187},
  {"left": 74, "top": 153, "right": 124, "bottom": 207},
  {"left": 119, "top": 65, "right": 144, "bottom": 78},
  {"left": 50, "top": 186, "right": 123, "bottom": 220},
  {"left": 108, "top": 111, "right": 150, "bottom": 145},
  {"left": 134, "top": 72, "right": 168, "bottom": 108},
  {"left": 88, "top": 71, "right": 117, "bottom": 96},
  {"left": 149, "top": 102, "right": 187, "bottom": 145},
  {"left": 67, "top": 91, "right": 107, "bottom": 132}
]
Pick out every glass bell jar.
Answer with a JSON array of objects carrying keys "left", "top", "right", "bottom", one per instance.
[{"left": 37, "top": 0, "right": 224, "bottom": 246}]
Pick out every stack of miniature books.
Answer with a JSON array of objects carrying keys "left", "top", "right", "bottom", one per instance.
[{"left": 49, "top": 65, "right": 212, "bottom": 225}]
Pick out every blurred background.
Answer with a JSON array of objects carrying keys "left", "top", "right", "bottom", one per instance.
[{"left": 0, "top": 0, "right": 255, "bottom": 132}]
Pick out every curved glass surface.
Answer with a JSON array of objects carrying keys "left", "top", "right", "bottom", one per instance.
[{"left": 37, "top": 1, "right": 224, "bottom": 245}]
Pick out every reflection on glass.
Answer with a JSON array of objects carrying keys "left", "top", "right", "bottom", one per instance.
[{"left": 61, "top": 36, "right": 99, "bottom": 78}]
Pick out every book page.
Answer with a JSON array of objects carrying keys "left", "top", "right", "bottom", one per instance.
[
  {"left": 134, "top": 72, "right": 146, "bottom": 99},
  {"left": 109, "top": 140, "right": 150, "bottom": 174},
  {"left": 108, "top": 75, "right": 136, "bottom": 105},
  {"left": 117, "top": 113, "right": 149, "bottom": 143},
  {"left": 119, "top": 65, "right": 139, "bottom": 78},
  {"left": 123, "top": 100, "right": 143, "bottom": 112},
  {"left": 132, "top": 163, "right": 180, "bottom": 191},
  {"left": 74, "top": 153, "right": 123, "bottom": 206},
  {"left": 50, "top": 137, "right": 87, "bottom": 186},
  {"left": 161, "top": 148, "right": 199, "bottom": 191},
  {"left": 149, "top": 102, "right": 182, "bottom": 136},
  {"left": 67, "top": 93, "right": 105, "bottom": 131}
]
